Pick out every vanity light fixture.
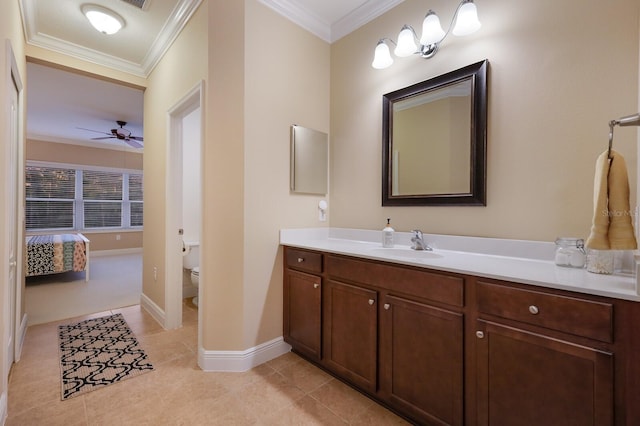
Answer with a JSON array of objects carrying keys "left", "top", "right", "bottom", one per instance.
[
  {"left": 372, "top": 0, "right": 481, "bottom": 69},
  {"left": 82, "top": 4, "right": 125, "bottom": 35}
]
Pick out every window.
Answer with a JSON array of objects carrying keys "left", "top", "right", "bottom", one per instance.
[
  {"left": 26, "top": 163, "right": 143, "bottom": 231},
  {"left": 25, "top": 166, "right": 75, "bottom": 230}
]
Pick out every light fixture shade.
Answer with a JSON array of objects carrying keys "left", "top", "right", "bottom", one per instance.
[
  {"left": 372, "top": 41, "right": 394, "bottom": 69},
  {"left": 420, "top": 11, "right": 446, "bottom": 46},
  {"left": 82, "top": 4, "right": 125, "bottom": 35},
  {"left": 394, "top": 25, "right": 417, "bottom": 57},
  {"left": 452, "top": 1, "right": 481, "bottom": 36}
]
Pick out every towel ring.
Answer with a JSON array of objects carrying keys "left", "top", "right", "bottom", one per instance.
[
  {"left": 608, "top": 120, "right": 615, "bottom": 159},
  {"left": 608, "top": 113, "right": 640, "bottom": 159}
]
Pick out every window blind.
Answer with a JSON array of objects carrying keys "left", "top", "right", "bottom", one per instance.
[
  {"left": 129, "top": 174, "right": 144, "bottom": 227},
  {"left": 83, "top": 170, "right": 123, "bottom": 228},
  {"left": 25, "top": 163, "right": 143, "bottom": 231},
  {"left": 25, "top": 166, "right": 75, "bottom": 230}
]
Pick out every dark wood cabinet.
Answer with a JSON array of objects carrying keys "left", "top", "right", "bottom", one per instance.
[
  {"left": 282, "top": 245, "right": 640, "bottom": 425},
  {"left": 475, "top": 320, "right": 614, "bottom": 426},
  {"left": 323, "top": 279, "right": 378, "bottom": 392},
  {"left": 323, "top": 253, "right": 466, "bottom": 424},
  {"left": 283, "top": 269, "right": 321, "bottom": 360},
  {"left": 283, "top": 248, "right": 323, "bottom": 361},
  {"left": 475, "top": 279, "right": 616, "bottom": 426},
  {"left": 379, "top": 293, "right": 464, "bottom": 425}
]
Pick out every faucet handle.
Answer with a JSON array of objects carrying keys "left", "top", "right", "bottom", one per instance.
[{"left": 410, "top": 229, "right": 423, "bottom": 238}]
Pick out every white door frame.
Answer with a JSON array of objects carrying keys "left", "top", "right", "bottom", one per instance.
[
  {"left": 164, "top": 81, "right": 204, "bottom": 330},
  {"left": 4, "top": 40, "right": 24, "bottom": 390}
]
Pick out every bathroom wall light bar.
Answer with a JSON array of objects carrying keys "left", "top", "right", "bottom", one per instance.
[
  {"left": 82, "top": 4, "right": 125, "bottom": 35},
  {"left": 372, "top": 0, "right": 481, "bottom": 69}
]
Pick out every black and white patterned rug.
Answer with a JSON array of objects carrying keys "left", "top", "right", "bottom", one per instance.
[{"left": 58, "top": 313, "right": 154, "bottom": 400}]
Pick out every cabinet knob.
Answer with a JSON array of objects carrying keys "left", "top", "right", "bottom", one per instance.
[
  {"left": 313, "top": 283, "right": 319, "bottom": 289},
  {"left": 529, "top": 305, "right": 539, "bottom": 315},
  {"left": 383, "top": 303, "right": 390, "bottom": 310},
  {"left": 297, "top": 257, "right": 304, "bottom": 263},
  {"left": 476, "top": 331, "right": 485, "bottom": 339},
  {"left": 368, "top": 299, "right": 375, "bottom": 306}
]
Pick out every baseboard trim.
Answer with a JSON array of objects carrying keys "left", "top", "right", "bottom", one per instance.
[
  {"left": 140, "top": 293, "right": 166, "bottom": 328},
  {"left": 15, "top": 313, "right": 28, "bottom": 362},
  {"left": 198, "top": 337, "right": 292, "bottom": 372},
  {"left": 92, "top": 248, "right": 142, "bottom": 257}
]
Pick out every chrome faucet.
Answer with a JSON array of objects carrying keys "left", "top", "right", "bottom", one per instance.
[{"left": 410, "top": 230, "right": 432, "bottom": 251}]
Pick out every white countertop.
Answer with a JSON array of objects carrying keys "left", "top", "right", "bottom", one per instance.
[{"left": 280, "top": 228, "right": 640, "bottom": 302}]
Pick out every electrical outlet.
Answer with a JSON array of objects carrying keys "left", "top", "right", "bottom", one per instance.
[
  {"left": 153, "top": 266, "right": 157, "bottom": 281},
  {"left": 116, "top": 234, "right": 121, "bottom": 241}
]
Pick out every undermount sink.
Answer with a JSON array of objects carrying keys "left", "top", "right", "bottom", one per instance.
[{"left": 370, "top": 247, "right": 442, "bottom": 259}]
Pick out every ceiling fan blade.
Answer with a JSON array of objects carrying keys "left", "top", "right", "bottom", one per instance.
[
  {"left": 77, "top": 127, "right": 111, "bottom": 136},
  {"left": 129, "top": 136, "right": 144, "bottom": 141},
  {"left": 124, "top": 139, "right": 144, "bottom": 149},
  {"left": 91, "top": 136, "right": 116, "bottom": 140}
]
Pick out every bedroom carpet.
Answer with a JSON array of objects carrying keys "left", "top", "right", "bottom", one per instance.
[
  {"left": 26, "top": 252, "right": 141, "bottom": 325},
  {"left": 58, "top": 313, "right": 154, "bottom": 400}
]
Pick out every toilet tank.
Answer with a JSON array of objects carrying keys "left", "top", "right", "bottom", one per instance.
[{"left": 182, "top": 241, "right": 199, "bottom": 269}]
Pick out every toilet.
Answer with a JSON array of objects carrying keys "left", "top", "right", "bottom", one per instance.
[{"left": 182, "top": 241, "right": 200, "bottom": 306}]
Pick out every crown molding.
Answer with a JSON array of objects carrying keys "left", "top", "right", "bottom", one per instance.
[
  {"left": 19, "top": 0, "right": 202, "bottom": 78},
  {"left": 257, "top": 0, "right": 331, "bottom": 42},
  {"left": 331, "top": 0, "right": 405, "bottom": 42},
  {"left": 26, "top": 31, "right": 147, "bottom": 77},
  {"left": 140, "top": 0, "right": 203, "bottom": 76},
  {"left": 258, "top": 0, "right": 405, "bottom": 43}
]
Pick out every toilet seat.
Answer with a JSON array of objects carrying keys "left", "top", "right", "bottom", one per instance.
[{"left": 191, "top": 266, "right": 199, "bottom": 276}]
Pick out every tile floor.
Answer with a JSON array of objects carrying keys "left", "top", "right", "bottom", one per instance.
[{"left": 7, "top": 300, "right": 410, "bottom": 425}]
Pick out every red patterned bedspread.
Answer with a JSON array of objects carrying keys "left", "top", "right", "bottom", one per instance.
[{"left": 25, "top": 234, "right": 87, "bottom": 277}]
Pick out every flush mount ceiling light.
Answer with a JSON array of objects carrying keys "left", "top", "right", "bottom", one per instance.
[
  {"left": 82, "top": 4, "right": 125, "bottom": 35},
  {"left": 372, "top": 0, "right": 481, "bottom": 69}
]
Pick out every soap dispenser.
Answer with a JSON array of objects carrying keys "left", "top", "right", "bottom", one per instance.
[{"left": 382, "top": 218, "right": 395, "bottom": 248}]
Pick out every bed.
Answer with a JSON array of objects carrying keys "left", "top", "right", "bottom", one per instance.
[{"left": 25, "top": 233, "right": 90, "bottom": 282}]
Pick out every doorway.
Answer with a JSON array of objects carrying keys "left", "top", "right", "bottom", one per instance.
[
  {"left": 24, "top": 62, "right": 144, "bottom": 324},
  {"left": 165, "top": 81, "right": 204, "bottom": 331}
]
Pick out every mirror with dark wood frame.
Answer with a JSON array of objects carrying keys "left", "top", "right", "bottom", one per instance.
[{"left": 382, "top": 60, "right": 488, "bottom": 206}]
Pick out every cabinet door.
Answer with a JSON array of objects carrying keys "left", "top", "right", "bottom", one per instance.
[
  {"left": 284, "top": 270, "right": 322, "bottom": 360},
  {"left": 476, "top": 320, "right": 613, "bottom": 426},
  {"left": 323, "top": 279, "right": 378, "bottom": 392},
  {"left": 380, "top": 294, "right": 464, "bottom": 426}
]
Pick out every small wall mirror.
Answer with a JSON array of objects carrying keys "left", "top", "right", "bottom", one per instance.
[
  {"left": 382, "top": 60, "right": 488, "bottom": 206},
  {"left": 290, "top": 125, "right": 328, "bottom": 194}
]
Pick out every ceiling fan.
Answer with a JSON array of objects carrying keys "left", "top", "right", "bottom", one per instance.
[{"left": 78, "top": 120, "right": 144, "bottom": 149}]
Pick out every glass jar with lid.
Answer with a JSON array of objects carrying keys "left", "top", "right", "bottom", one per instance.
[{"left": 554, "top": 238, "right": 586, "bottom": 268}]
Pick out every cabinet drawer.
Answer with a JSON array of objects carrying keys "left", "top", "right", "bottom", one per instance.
[
  {"left": 477, "top": 281, "right": 613, "bottom": 343},
  {"left": 285, "top": 247, "right": 323, "bottom": 274},
  {"left": 327, "top": 255, "right": 463, "bottom": 307}
]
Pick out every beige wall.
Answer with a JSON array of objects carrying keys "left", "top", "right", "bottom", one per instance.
[
  {"left": 25, "top": 139, "right": 143, "bottom": 251},
  {"left": 0, "top": 0, "right": 26, "bottom": 412},
  {"left": 243, "top": 0, "right": 330, "bottom": 348},
  {"left": 330, "top": 0, "right": 640, "bottom": 242},
  {"left": 203, "top": 0, "right": 245, "bottom": 349},
  {"left": 26, "top": 139, "right": 143, "bottom": 170},
  {"left": 200, "top": 0, "right": 331, "bottom": 351},
  {"left": 143, "top": 1, "right": 208, "bottom": 311}
]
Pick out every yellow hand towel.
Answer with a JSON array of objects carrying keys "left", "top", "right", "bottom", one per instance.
[{"left": 586, "top": 150, "right": 637, "bottom": 250}]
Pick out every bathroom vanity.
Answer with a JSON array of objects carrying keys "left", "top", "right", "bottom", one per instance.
[{"left": 281, "top": 228, "right": 640, "bottom": 426}]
